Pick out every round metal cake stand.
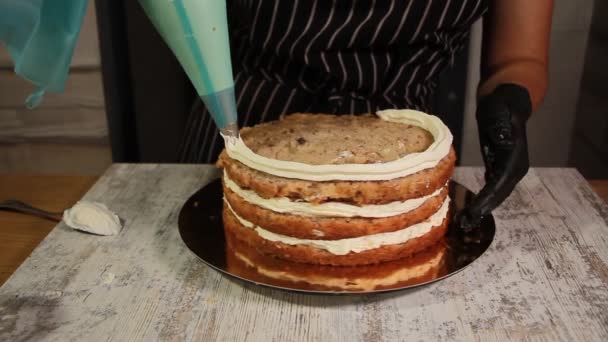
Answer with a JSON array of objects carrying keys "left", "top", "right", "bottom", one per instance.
[{"left": 178, "top": 179, "right": 495, "bottom": 294}]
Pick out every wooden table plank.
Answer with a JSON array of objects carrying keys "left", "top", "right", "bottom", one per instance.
[
  {"left": 0, "top": 175, "right": 97, "bottom": 285},
  {"left": 588, "top": 180, "right": 608, "bottom": 204},
  {"left": 0, "top": 166, "right": 606, "bottom": 341}
]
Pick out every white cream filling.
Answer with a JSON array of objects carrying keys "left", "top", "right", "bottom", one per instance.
[
  {"left": 226, "top": 197, "right": 450, "bottom": 255},
  {"left": 224, "top": 171, "right": 444, "bottom": 218},
  {"left": 223, "top": 109, "right": 453, "bottom": 181},
  {"left": 63, "top": 201, "right": 122, "bottom": 236},
  {"left": 235, "top": 250, "right": 444, "bottom": 291}
]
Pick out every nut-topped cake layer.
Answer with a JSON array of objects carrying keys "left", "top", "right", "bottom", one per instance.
[{"left": 240, "top": 113, "right": 434, "bottom": 165}]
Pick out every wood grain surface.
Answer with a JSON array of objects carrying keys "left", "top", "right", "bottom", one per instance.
[
  {"left": 0, "top": 142, "right": 111, "bottom": 175},
  {"left": 0, "top": 176, "right": 98, "bottom": 285},
  {"left": 588, "top": 180, "right": 608, "bottom": 204},
  {"left": 0, "top": 165, "right": 607, "bottom": 341}
]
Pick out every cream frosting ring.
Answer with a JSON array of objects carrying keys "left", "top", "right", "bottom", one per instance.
[
  {"left": 224, "top": 171, "right": 445, "bottom": 218},
  {"left": 223, "top": 109, "right": 453, "bottom": 181}
]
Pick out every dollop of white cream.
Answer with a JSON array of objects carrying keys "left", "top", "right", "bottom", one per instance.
[
  {"left": 224, "top": 171, "right": 444, "bottom": 218},
  {"left": 225, "top": 197, "right": 450, "bottom": 255},
  {"left": 63, "top": 201, "right": 122, "bottom": 236},
  {"left": 223, "top": 109, "right": 453, "bottom": 181}
]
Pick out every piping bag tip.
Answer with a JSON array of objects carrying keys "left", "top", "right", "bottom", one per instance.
[
  {"left": 220, "top": 121, "right": 239, "bottom": 146},
  {"left": 201, "top": 87, "right": 239, "bottom": 146},
  {"left": 25, "top": 88, "right": 46, "bottom": 109}
]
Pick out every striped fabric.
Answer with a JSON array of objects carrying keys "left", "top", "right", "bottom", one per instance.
[{"left": 180, "top": 0, "right": 488, "bottom": 163}]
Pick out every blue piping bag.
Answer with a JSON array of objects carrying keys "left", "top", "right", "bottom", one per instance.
[
  {"left": 138, "top": 0, "right": 239, "bottom": 139},
  {"left": 0, "top": 0, "right": 88, "bottom": 108}
]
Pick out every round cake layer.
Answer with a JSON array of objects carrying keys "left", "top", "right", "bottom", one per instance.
[
  {"left": 223, "top": 205, "right": 449, "bottom": 266},
  {"left": 225, "top": 231, "right": 447, "bottom": 291},
  {"left": 217, "top": 147, "right": 455, "bottom": 205},
  {"left": 223, "top": 110, "right": 453, "bottom": 181},
  {"left": 223, "top": 182, "right": 449, "bottom": 240},
  {"left": 240, "top": 113, "right": 433, "bottom": 165}
]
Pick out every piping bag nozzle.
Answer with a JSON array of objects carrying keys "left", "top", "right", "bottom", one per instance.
[
  {"left": 202, "top": 86, "right": 239, "bottom": 144},
  {"left": 220, "top": 122, "right": 239, "bottom": 145}
]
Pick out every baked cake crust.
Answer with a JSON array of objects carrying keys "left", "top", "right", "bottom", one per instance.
[
  {"left": 223, "top": 205, "right": 449, "bottom": 266},
  {"left": 223, "top": 182, "right": 449, "bottom": 240},
  {"left": 240, "top": 113, "right": 434, "bottom": 164},
  {"left": 217, "top": 147, "right": 455, "bottom": 205}
]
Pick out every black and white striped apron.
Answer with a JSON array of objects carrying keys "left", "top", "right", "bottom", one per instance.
[{"left": 179, "top": 0, "right": 488, "bottom": 163}]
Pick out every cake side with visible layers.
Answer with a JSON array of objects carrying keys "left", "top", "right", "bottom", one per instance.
[
  {"left": 222, "top": 204, "right": 449, "bottom": 266},
  {"left": 217, "top": 111, "right": 455, "bottom": 266},
  {"left": 223, "top": 180, "right": 449, "bottom": 240},
  {"left": 218, "top": 148, "right": 455, "bottom": 204},
  {"left": 225, "top": 230, "right": 447, "bottom": 292}
]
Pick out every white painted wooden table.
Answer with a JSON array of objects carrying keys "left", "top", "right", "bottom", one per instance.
[{"left": 1, "top": 165, "right": 607, "bottom": 341}]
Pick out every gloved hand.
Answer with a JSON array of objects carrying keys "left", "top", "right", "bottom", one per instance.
[{"left": 456, "top": 84, "right": 532, "bottom": 231}]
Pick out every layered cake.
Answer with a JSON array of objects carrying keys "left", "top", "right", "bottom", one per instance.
[{"left": 218, "top": 109, "right": 455, "bottom": 266}]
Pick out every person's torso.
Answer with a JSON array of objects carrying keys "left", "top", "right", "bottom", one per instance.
[{"left": 227, "top": 0, "right": 488, "bottom": 112}]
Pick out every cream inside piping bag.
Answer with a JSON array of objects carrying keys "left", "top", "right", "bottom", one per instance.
[{"left": 139, "top": 0, "right": 239, "bottom": 138}]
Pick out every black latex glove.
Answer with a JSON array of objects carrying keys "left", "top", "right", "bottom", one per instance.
[{"left": 456, "top": 84, "right": 532, "bottom": 231}]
